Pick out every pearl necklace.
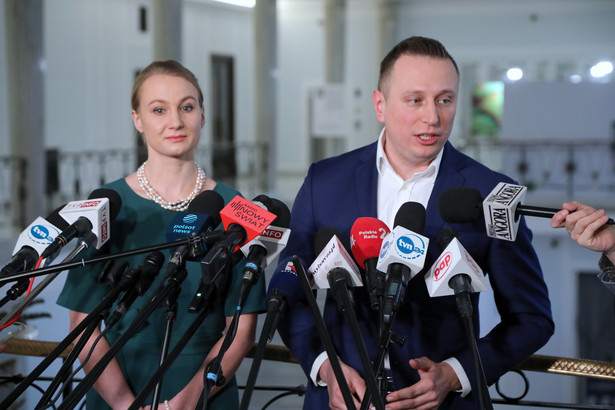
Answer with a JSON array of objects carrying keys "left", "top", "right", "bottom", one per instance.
[{"left": 137, "top": 161, "right": 207, "bottom": 211}]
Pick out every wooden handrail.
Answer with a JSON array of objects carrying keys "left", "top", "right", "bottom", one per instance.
[{"left": 5, "top": 339, "right": 615, "bottom": 381}]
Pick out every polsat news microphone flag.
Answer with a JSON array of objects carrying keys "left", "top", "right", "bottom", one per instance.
[{"left": 219, "top": 195, "right": 277, "bottom": 250}]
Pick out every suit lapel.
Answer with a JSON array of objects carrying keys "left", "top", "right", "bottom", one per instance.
[
  {"left": 426, "top": 143, "right": 467, "bottom": 234},
  {"left": 354, "top": 142, "right": 379, "bottom": 218}
]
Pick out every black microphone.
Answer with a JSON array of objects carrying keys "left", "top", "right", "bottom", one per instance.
[
  {"left": 40, "top": 188, "right": 123, "bottom": 259},
  {"left": 105, "top": 251, "right": 165, "bottom": 328},
  {"left": 376, "top": 202, "right": 429, "bottom": 323},
  {"left": 425, "top": 227, "right": 493, "bottom": 410},
  {"left": 439, "top": 183, "right": 615, "bottom": 242},
  {"left": 350, "top": 217, "right": 390, "bottom": 310},
  {"left": 425, "top": 227, "right": 488, "bottom": 314},
  {"left": 239, "top": 197, "right": 291, "bottom": 294},
  {"left": 162, "top": 190, "right": 225, "bottom": 280},
  {"left": 266, "top": 257, "right": 304, "bottom": 312},
  {"left": 188, "top": 196, "right": 277, "bottom": 313},
  {"left": 1, "top": 204, "right": 69, "bottom": 278},
  {"left": 309, "top": 227, "right": 362, "bottom": 311}
]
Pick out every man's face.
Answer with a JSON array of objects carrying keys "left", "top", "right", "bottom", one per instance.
[{"left": 372, "top": 54, "right": 459, "bottom": 178}]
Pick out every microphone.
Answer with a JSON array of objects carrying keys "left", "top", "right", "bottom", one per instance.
[
  {"left": 350, "top": 217, "right": 390, "bottom": 310},
  {"left": 439, "top": 183, "right": 615, "bottom": 242},
  {"left": 425, "top": 227, "right": 488, "bottom": 300},
  {"left": 40, "top": 188, "right": 123, "bottom": 258},
  {"left": 376, "top": 202, "right": 429, "bottom": 322},
  {"left": 239, "top": 197, "right": 291, "bottom": 285},
  {"left": 1, "top": 205, "right": 69, "bottom": 277},
  {"left": 308, "top": 227, "right": 362, "bottom": 291},
  {"left": 105, "top": 251, "right": 165, "bottom": 328},
  {"left": 426, "top": 227, "right": 494, "bottom": 410},
  {"left": 266, "top": 258, "right": 304, "bottom": 312},
  {"left": 162, "top": 190, "right": 225, "bottom": 279},
  {"left": 188, "top": 195, "right": 276, "bottom": 312}
]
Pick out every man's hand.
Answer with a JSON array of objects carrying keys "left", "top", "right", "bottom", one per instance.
[
  {"left": 385, "top": 357, "right": 460, "bottom": 409},
  {"left": 319, "top": 358, "right": 367, "bottom": 409}
]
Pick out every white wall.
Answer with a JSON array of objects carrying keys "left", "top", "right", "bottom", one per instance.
[
  {"left": 275, "top": 0, "right": 325, "bottom": 199},
  {"left": 44, "top": 0, "right": 151, "bottom": 153}
]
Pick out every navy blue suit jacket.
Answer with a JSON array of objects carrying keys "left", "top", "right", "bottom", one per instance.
[{"left": 275, "top": 141, "right": 553, "bottom": 409}]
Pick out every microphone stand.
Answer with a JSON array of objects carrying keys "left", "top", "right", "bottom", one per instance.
[
  {"left": 129, "top": 252, "right": 235, "bottom": 410},
  {"left": 199, "top": 261, "right": 261, "bottom": 410},
  {"left": 150, "top": 275, "right": 182, "bottom": 409},
  {"left": 360, "top": 307, "right": 405, "bottom": 410},
  {"left": 328, "top": 269, "right": 385, "bottom": 410},
  {"left": 292, "top": 256, "right": 357, "bottom": 410},
  {"left": 0, "top": 230, "right": 225, "bottom": 285},
  {"left": 0, "top": 234, "right": 97, "bottom": 328},
  {"left": 57, "top": 268, "right": 189, "bottom": 410},
  {"left": 127, "top": 276, "right": 221, "bottom": 410},
  {"left": 0, "top": 278, "right": 125, "bottom": 408},
  {"left": 239, "top": 288, "right": 287, "bottom": 410},
  {"left": 449, "top": 275, "right": 493, "bottom": 410},
  {"left": 35, "top": 316, "right": 101, "bottom": 409}
]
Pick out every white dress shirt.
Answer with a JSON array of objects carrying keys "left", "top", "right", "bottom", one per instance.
[{"left": 311, "top": 128, "right": 471, "bottom": 397}]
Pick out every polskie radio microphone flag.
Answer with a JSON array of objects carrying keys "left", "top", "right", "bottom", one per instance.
[
  {"left": 350, "top": 217, "right": 390, "bottom": 310},
  {"left": 41, "top": 188, "right": 123, "bottom": 258},
  {"left": 425, "top": 227, "right": 488, "bottom": 297},
  {"left": 308, "top": 227, "right": 362, "bottom": 290}
]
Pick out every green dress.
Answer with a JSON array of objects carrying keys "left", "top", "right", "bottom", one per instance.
[{"left": 57, "top": 178, "right": 267, "bottom": 409}]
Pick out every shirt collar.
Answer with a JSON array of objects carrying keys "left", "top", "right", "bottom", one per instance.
[{"left": 376, "top": 127, "right": 444, "bottom": 181}]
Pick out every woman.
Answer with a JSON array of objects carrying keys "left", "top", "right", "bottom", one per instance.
[{"left": 57, "top": 60, "right": 266, "bottom": 409}]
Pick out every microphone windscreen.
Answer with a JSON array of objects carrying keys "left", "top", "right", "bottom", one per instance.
[
  {"left": 350, "top": 217, "right": 389, "bottom": 268},
  {"left": 394, "top": 202, "right": 426, "bottom": 233},
  {"left": 46, "top": 203, "right": 70, "bottom": 230},
  {"left": 267, "top": 257, "right": 304, "bottom": 310},
  {"left": 252, "top": 194, "right": 275, "bottom": 211},
  {"left": 187, "top": 190, "right": 225, "bottom": 226},
  {"left": 438, "top": 187, "right": 483, "bottom": 223},
  {"left": 436, "top": 226, "right": 458, "bottom": 251},
  {"left": 270, "top": 199, "right": 291, "bottom": 228},
  {"left": 313, "top": 227, "right": 343, "bottom": 255},
  {"left": 88, "top": 188, "right": 123, "bottom": 220}
]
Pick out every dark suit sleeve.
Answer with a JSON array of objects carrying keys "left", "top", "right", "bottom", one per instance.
[{"left": 275, "top": 164, "right": 329, "bottom": 379}]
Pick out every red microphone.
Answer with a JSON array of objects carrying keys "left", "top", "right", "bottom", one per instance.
[{"left": 350, "top": 217, "right": 390, "bottom": 310}]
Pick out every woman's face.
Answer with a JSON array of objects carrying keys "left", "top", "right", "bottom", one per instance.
[{"left": 131, "top": 74, "right": 205, "bottom": 161}]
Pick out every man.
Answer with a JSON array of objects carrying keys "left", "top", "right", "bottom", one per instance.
[
  {"left": 275, "top": 36, "right": 553, "bottom": 409},
  {"left": 552, "top": 201, "right": 615, "bottom": 294}
]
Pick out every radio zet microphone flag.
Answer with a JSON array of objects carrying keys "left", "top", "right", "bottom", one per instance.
[
  {"left": 425, "top": 236, "right": 488, "bottom": 297},
  {"left": 219, "top": 195, "right": 277, "bottom": 251},
  {"left": 59, "top": 198, "right": 111, "bottom": 249},
  {"left": 482, "top": 182, "right": 526, "bottom": 242}
]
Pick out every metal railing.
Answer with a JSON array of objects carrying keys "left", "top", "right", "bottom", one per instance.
[
  {"left": 2, "top": 139, "right": 615, "bottom": 237},
  {"left": 460, "top": 139, "right": 615, "bottom": 201},
  {"left": 0, "top": 142, "right": 270, "bottom": 238},
  {"left": 4, "top": 339, "right": 615, "bottom": 409}
]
